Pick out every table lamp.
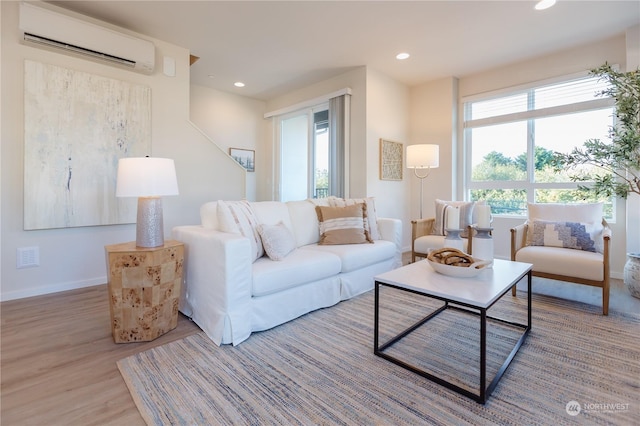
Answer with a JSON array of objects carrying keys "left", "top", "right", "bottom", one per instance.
[
  {"left": 116, "top": 157, "right": 179, "bottom": 248},
  {"left": 407, "top": 144, "right": 439, "bottom": 219}
]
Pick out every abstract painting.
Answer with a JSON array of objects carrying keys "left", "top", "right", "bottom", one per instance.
[{"left": 23, "top": 60, "right": 151, "bottom": 229}]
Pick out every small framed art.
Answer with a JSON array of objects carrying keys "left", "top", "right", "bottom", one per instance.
[
  {"left": 379, "top": 139, "right": 403, "bottom": 180},
  {"left": 229, "top": 148, "right": 255, "bottom": 172}
]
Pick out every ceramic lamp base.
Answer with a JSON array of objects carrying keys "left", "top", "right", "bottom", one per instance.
[{"left": 136, "top": 196, "right": 164, "bottom": 248}]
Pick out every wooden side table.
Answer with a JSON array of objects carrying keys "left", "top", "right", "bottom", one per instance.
[{"left": 105, "top": 240, "right": 184, "bottom": 343}]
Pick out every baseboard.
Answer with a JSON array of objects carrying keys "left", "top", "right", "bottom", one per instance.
[{"left": 1, "top": 276, "right": 106, "bottom": 302}]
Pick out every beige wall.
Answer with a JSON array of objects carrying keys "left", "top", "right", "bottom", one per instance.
[{"left": 0, "top": 1, "right": 245, "bottom": 300}]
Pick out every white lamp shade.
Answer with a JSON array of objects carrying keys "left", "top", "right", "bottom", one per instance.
[
  {"left": 407, "top": 144, "right": 439, "bottom": 169},
  {"left": 116, "top": 157, "right": 179, "bottom": 197}
]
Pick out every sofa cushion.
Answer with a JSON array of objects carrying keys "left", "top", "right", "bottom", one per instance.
[
  {"left": 286, "top": 199, "right": 322, "bottom": 248},
  {"left": 329, "top": 197, "right": 381, "bottom": 240},
  {"left": 217, "top": 200, "right": 264, "bottom": 262},
  {"left": 432, "top": 199, "right": 475, "bottom": 238},
  {"left": 256, "top": 222, "right": 296, "bottom": 261},
  {"left": 252, "top": 249, "right": 342, "bottom": 297},
  {"left": 301, "top": 240, "right": 396, "bottom": 273},
  {"left": 251, "top": 201, "right": 294, "bottom": 230},
  {"left": 527, "top": 220, "right": 599, "bottom": 253},
  {"left": 515, "top": 246, "right": 604, "bottom": 281},
  {"left": 316, "top": 204, "right": 372, "bottom": 245}
]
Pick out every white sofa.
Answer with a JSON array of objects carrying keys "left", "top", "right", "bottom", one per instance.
[{"left": 172, "top": 197, "right": 402, "bottom": 345}]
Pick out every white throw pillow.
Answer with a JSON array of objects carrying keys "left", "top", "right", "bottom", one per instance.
[
  {"left": 217, "top": 200, "right": 264, "bottom": 262},
  {"left": 431, "top": 199, "right": 475, "bottom": 238},
  {"left": 256, "top": 222, "right": 296, "bottom": 261}
]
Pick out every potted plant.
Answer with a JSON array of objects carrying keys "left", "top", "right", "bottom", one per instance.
[{"left": 552, "top": 63, "right": 640, "bottom": 298}]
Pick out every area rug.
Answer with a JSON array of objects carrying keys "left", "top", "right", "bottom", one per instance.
[{"left": 117, "top": 287, "right": 639, "bottom": 425}]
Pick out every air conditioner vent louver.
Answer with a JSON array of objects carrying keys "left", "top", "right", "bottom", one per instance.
[
  {"left": 19, "top": 2, "right": 155, "bottom": 74},
  {"left": 23, "top": 33, "right": 136, "bottom": 68}
]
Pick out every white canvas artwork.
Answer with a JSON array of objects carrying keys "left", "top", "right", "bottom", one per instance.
[{"left": 24, "top": 60, "right": 151, "bottom": 230}]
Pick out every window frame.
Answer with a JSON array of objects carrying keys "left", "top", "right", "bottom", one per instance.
[{"left": 461, "top": 70, "right": 616, "bottom": 219}]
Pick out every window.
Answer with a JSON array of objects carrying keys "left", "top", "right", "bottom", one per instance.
[
  {"left": 463, "top": 73, "right": 615, "bottom": 218},
  {"left": 278, "top": 105, "right": 329, "bottom": 201},
  {"left": 274, "top": 93, "right": 350, "bottom": 202}
]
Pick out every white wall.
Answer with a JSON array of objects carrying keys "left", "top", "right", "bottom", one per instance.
[
  {"left": 409, "top": 77, "right": 458, "bottom": 212},
  {"left": 0, "top": 1, "right": 245, "bottom": 301},
  {"left": 190, "top": 85, "right": 267, "bottom": 201},
  {"left": 455, "top": 35, "right": 629, "bottom": 277},
  {"left": 364, "top": 68, "right": 411, "bottom": 248}
]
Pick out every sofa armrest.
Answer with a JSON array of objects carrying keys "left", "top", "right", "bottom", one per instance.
[
  {"left": 510, "top": 223, "right": 528, "bottom": 260},
  {"left": 378, "top": 218, "right": 403, "bottom": 267},
  {"left": 172, "top": 225, "right": 253, "bottom": 346}
]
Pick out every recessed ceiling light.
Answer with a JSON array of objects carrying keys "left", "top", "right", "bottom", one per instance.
[
  {"left": 535, "top": 0, "right": 556, "bottom": 10},
  {"left": 396, "top": 53, "right": 410, "bottom": 60},
  {"left": 234, "top": 82, "right": 245, "bottom": 88},
  {"left": 208, "top": 74, "right": 215, "bottom": 79}
]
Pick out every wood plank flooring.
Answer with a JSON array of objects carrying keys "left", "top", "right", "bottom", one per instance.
[
  {"left": 1, "top": 285, "right": 200, "bottom": 425},
  {"left": 1, "top": 267, "right": 638, "bottom": 425}
]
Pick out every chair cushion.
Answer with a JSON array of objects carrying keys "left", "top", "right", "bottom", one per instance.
[
  {"left": 413, "top": 235, "right": 469, "bottom": 254},
  {"left": 515, "top": 246, "right": 604, "bottom": 281},
  {"left": 527, "top": 202, "right": 603, "bottom": 223}
]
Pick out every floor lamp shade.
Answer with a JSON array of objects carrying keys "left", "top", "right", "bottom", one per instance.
[
  {"left": 407, "top": 144, "right": 439, "bottom": 219},
  {"left": 116, "top": 157, "right": 179, "bottom": 248},
  {"left": 407, "top": 144, "right": 439, "bottom": 169}
]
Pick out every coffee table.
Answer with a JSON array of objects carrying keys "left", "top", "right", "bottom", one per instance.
[{"left": 374, "top": 258, "right": 532, "bottom": 404}]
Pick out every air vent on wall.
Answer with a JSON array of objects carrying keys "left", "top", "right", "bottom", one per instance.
[{"left": 19, "top": 2, "right": 155, "bottom": 74}]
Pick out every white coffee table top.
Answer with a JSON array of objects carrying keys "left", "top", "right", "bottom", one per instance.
[{"left": 375, "top": 258, "right": 532, "bottom": 308}]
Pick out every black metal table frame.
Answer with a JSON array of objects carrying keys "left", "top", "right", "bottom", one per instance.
[{"left": 374, "top": 269, "right": 532, "bottom": 404}]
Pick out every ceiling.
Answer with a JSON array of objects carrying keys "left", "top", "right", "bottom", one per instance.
[{"left": 49, "top": 1, "right": 640, "bottom": 101}]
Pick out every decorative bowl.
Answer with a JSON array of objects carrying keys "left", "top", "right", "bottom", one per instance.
[{"left": 427, "top": 258, "right": 492, "bottom": 278}]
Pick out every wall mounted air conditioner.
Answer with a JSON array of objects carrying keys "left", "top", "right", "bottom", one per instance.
[{"left": 19, "top": 2, "right": 155, "bottom": 74}]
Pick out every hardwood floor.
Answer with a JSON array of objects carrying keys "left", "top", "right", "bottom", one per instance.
[
  {"left": 1, "top": 262, "right": 638, "bottom": 425},
  {"left": 1, "top": 285, "right": 200, "bottom": 425}
]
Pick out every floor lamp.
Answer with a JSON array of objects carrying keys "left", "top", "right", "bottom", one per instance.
[
  {"left": 407, "top": 144, "right": 439, "bottom": 219},
  {"left": 116, "top": 157, "right": 179, "bottom": 248}
]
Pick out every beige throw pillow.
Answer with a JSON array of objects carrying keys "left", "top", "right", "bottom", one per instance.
[
  {"left": 329, "top": 197, "right": 381, "bottom": 240},
  {"left": 315, "top": 203, "right": 372, "bottom": 245}
]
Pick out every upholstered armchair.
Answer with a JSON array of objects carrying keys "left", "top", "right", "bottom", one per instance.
[
  {"left": 411, "top": 200, "right": 484, "bottom": 263},
  {"left": 510, "top": 203, "right": 611, "bottom": 315}
]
